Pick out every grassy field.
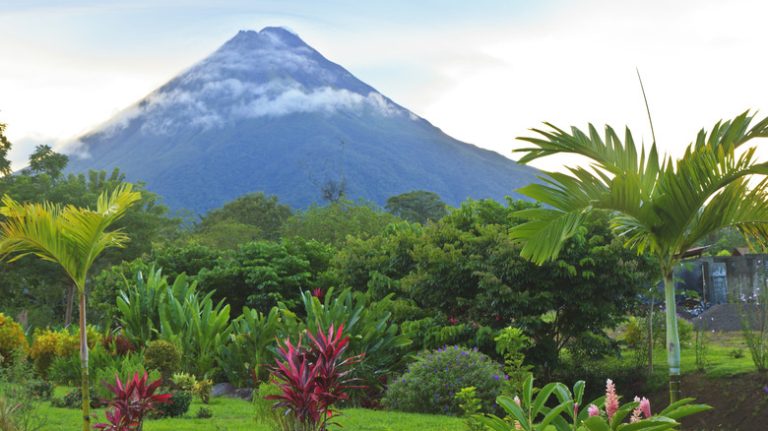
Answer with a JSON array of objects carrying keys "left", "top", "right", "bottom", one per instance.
[{"left": 34, "top": 396, "right": 465, "bottom": 431}]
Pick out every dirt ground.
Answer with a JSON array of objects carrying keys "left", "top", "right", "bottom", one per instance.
[{"left": 648, "top": 372, "right": 768, "bottom": 431}]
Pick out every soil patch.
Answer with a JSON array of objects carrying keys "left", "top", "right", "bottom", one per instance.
[
  {"left": 690, "top": 304, "right": 761, "bottom": 332},
  {"left": 648, "top": 372, "right": 768, "bottom": 430}
]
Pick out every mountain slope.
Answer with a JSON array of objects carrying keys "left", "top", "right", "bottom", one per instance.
[{"left": 66, "top": 27, "right": 539, "bottom": 213}]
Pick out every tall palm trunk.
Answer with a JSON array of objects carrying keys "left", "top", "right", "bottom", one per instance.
[
  {"left": 79, "top": 289, "right": 91, "bottom": 431},
  {"left": 65, "top": 283, "right": 75, "bottom": 327},
  {"left": 663, "top": 270, "right": 681, "bottom": 402}
]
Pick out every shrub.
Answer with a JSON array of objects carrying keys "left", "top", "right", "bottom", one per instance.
[
  {"left": 48, "top": 355, "right": 81, "bottom": 386},
  {"left": 152, "top": 390, "right": 191, "bottom": 418},
  {"left": 25, "top": 380, "right": 53, "bottom": 401},
  {"left": 30, "top": 326, "right": 102, "bottom": 378},
  {"left": 143, "top": 340, "right": 181, "bottom": 380},
  {"left": 267, "top": 325, "right": 363, "bottom": 431},
  {"left": 384, "top": 346, "right": 504, "bottom": 415},
  {"left": 194, "top": 379, "right": 213, "bottom": 404},
  {"left": 102, "top": 333, "right": 136, "bottom": 356},
  {"left": 170, "top": 372, "right": 196, "bottom": 392},
  {"left": 94, "top": 373, "right": 171, "bottom": 431},
  {"left": 93, "top": 353, "right": 161, "bottom": 402},
  {"left": 50, "top": 388, "right": 102, "bottom": 409},
  {"left": 195, "top": 407, "right": 213, "bottom": 419},
  {"left": 0, "top": 313, "right": 28, "bottom": 365}
]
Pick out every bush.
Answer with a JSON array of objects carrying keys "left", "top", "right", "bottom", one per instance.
[
  {"left": 195, "top": 407, "right": 213, "bottom": 419},
  {"left": 50, "top": 388, "right": 102, "bottom": 409},
  {"left": 0, "top": 313, "right": 28, "bottom": 365},
  {"left": 144, "top": 340, "right": 181, "bottom": 380},
  {"left": 48, "top": 355, "right": 81, "bottom": 386},
  {"left": 152, "top": 390, "right": 191, "bottom": 418},
  {"left": 25, "top": 380, "right": 53, "bottom": 401},
  {"left": 93, "top": 352, "right": 161, "bottom": 402},
  {"left": 383, "top": 346, "right": 504, "bottom": 415},
  {"left": 30, "top": 326, "right": 102, "bottom": 378}
]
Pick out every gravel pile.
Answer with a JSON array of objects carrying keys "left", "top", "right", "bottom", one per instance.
[{"left": 690, "top": 303, "right": 762, "bottom": 331}]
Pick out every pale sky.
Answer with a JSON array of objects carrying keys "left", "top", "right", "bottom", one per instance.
[{"left": 2, "top": 0, "right": 767, "bottom": 172}]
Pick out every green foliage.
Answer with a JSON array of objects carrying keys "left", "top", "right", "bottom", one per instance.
[
  {"left": 194, "top": 192, "right": 292, "bottom": 247},
  {"left": 155, "top": 280, "right": 231, "bottom": 378},
  {"left": 196, "top": 238, "right": 337, "bottom": 314},
  {"left": 495, "top": 327, "right": 530, "bottom": 357},
  {"left": 117, "top": 267, "right": 231, "bottom": 377},
  {"left": 385, "top": 190, "right": 448, "bottom": 224},
  {"left": 47, "top": 355, "right": 81, "bottom": 386},
  {"left": 282, "top": 200, "right": 399, "bottom": 247},
  {"left": 384, "top": 346, "right": 504, "bottom": 415},
  {"left": 116, "top": 267, "right": 182, "bottom": 347},
  {"left": 194, "top": 378, "right": 213, "bottom": 404},
  {"left": 144, "top": 340, "right": 182, "bottom": 380},
  {"left": 153, "top": 390, "right": 192, "bottom": 418},
  {"left": 152, "top": 244, "right": 221, "bottom": 280},
  {"left": 291, "top": 288, "right": 411, "bottom": 402},
  {"left": 455, "top": 387, "right": 485, "bottom": 431},
  {"left": 0, "top": 123, "right": 12, "bottom": 177},
  {"left": 509, "top": 111, "right": 768, "bottom": 400},
  {"left": 92, "top": 352, "right": 161, "bottom": 402},
  {"left": 219, "top": 306, "right": 282, "bottom": 387},
  {"left": 0, "top": 313, "right": 28, "bottom": 366},
  {"left": 194, "top": 407, "right": 213, "bottom": 419},
  {"left": 740, "top": 290, "right": 768, "bottom": 372},
  {"left": 478, "top": 375, "right": 711, "bottom": 431},
  {"left": 27, "top": 145, "right": 68, "bottom": 178},
  {"left": 170, "top": 372, "right": 197, "bottom": 392}
]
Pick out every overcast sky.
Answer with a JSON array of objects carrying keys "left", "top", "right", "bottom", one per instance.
[{"left": 2, "top": 0, "right": 767, "bottom": 171}]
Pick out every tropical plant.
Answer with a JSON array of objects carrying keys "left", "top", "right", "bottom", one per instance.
[
  {"left": 142, "top": 340, "right": 181, "bottom": 381},
  {"left": 740, "top": 285, "right": 768, "bottom": 372},
  {"left": 0, "top": 184, "right": 140, "bottom": 431},
  {"left": 115, "top": 267, "right": 183, "bottom": 347},
  {"left": 509, "top": 111, "right": 768, "bottom": 401},
  {"left": 155, "top": 281, "right": 231, "bottom": 378},
  {"left": 267, "top": 325, "right": 363, "bottom": 431},
  {"left": 290, "top": 288, "right": 411, "bottom": 402},
  {"left": 219, "top": 306, "right": 283, "bottom": 387},
  {"left": 93, "top": 373, "right": 171, "bottom": 431},
  {"left": 478, "top": 375, "right": 710, "bottom": 431}
]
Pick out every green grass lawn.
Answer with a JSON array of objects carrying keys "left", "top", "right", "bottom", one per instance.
[{"left": 35, "top": 396, "right": 465, "bottom": 431}]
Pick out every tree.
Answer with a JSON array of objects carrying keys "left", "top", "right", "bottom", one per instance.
[
  {"left": 508, "top": 111, "right": 768, "bottom": 402},
  {"left": 27, "top": 144, "right": 68, "bottom": 178},
  {"left": 282, "top": 200, "right": 399, "bottom": 247},
  {"left": 0, "top": 123, "right": 12, "bottom": 177},
  {"left": 385, "top": 190, "right": 448, "bottom": 224},
  {"left": 0, "top": 184, "right": 141, "bottom": 431},
  {"left": 195, "top": 192, "right": 292, "bottom": 246}
]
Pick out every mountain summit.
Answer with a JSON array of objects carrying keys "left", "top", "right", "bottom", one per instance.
[{"left": 66, "top": 27, "right": 538, "bottom": 213}]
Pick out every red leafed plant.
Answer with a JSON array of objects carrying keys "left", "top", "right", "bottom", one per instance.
[
  {"left": 93, "top": 372, "right": 171, "bottom": 431},
  {"left": 267, "top": 324, "right": 364, "bottom": 431}
]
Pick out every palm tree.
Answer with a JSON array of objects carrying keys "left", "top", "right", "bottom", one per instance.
[
  {"left": 0, "top": 184, "right": 141, "bottom": 431},
  {"left": 509, "top": 111, "right": 768, "bottom": 402}
]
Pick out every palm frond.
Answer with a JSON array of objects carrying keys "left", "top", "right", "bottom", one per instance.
[{"left": 0, "top": 184, "right": 141, "bottom": 289}]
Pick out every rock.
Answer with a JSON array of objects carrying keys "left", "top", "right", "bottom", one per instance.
[
  {"left": 233, "top": 388, "right": 253, "bottom": 401},
  {"left": 212, "top": 382, "right": 236, "bottom": 397}
]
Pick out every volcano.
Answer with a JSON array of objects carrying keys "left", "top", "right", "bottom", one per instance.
[{"left": 66, "top": 27, "right": 538, "bottom": 213}]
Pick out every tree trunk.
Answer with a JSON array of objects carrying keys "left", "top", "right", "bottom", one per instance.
[
  {"left": 663, "top": 272, "right": 681, "bottom": 403},
  {"left": 647, "top": 296, "right": 654, "bottom": 377},
  {"left": 79, "top": 289, "right": 91, "bottom": 431},
  {"left": 65, "top": 283, "right": 75, "bottom": 327}
]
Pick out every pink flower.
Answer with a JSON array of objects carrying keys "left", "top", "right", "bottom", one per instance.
[
  {"left": 513, "top": 396, "right": 521, "bottom": 406},
  {"left": 639, "top": 397, "right": 651, "bottom": 418},
  {"left": 588, "top": 404, "right": 600, "bottom": 417},
  {"left": 605, "top": 379, "right": 619, "bottom": 420}
]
